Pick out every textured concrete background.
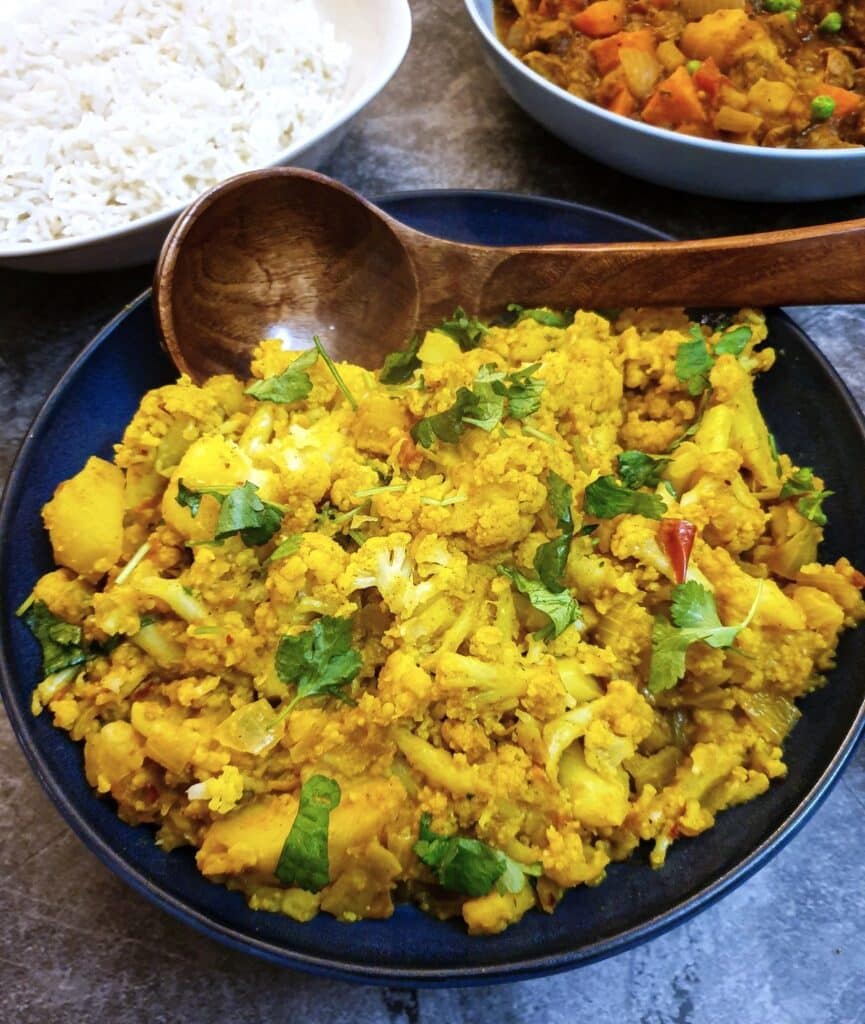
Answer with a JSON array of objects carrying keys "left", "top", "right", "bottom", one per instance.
[{"left": 1, "top": 1, "right": 864, "bottom": 1020}]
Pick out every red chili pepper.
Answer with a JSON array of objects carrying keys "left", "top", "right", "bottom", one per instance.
[{"left": 659, "top": 518, "right": 697, "bottom": 584}]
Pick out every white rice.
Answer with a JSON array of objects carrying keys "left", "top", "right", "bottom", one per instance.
[{"left": 0, "top": 0, "right": 351, "bottom": 243}]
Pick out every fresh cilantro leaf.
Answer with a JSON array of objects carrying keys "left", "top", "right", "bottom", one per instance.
[
  {"left": 503, "top": 363, "right": 544, "bottom": 420},
  {"left": 714, "top": 325, "right": 752, "bottom": 356},
  {"left": 675, "top": 326, "right": 714, "bottom": 396},
  {"left": 546, "top": 470, "right": 574, "bottom": 533},
  {"left": 670, "top": 580, "right": 740, "bottom": 646},
  {"left": 215, "top": 481, "right": 284, "bottom": 546},
  {"left": 462, "top": 380, "right": 506, "bottom": 431},
  {"left": 767, "top": 431, "right": 781, "bottom": 474},
  {"left": 780, "top": 467, "right": 832, "bottom": 526},
  {"left": 797, "top": 491, "right": 831, "bottom": 526},
  {"left": 245, "top": 348, "right": 317, "bottom": 404},
  {"left": 276, "top": 615, "right": 362, "bottom": 711},
  {"left": 648, "top": 581, "right": 762, "bottom": 693},
  {"left": 176, "top": 479, "right": 209, "bottom": 517},
  {"left": 379, "top": 334, "right": 422, "bottom": 384},
  {"left": 177, "top": 480, "right": 284, "bottom": 547},
  {"left": 497, "top": 565, "right": 581, "bottom": 640},
  {"left": 780, "top": 466, "right": 818, "bottom": 498},
  {"left": 438, "top": 307, "right": 489, "bottom": 351},
  {"left": 413, "top": 812, "right": 541, "bottom": 897},
  {"left": 584, "top": 476, "right": 665, "bottom": 520},
  {"left": 617, "top": 451, "right": 670, "bottom": 490},
  {"left": 506, "top": 303, "right": 574, "bottom": 328},
  {"left": 313, "top": 335, "right": 357, "bottom": 410},
  {"left": 411, "top": 363, "right": 545, "bottom": 449},
  {"left": 20, "top": 601, "right": 89, "bottom": 676},
  {"left": 275, "top": 774, "right": 340, "bottom": 892},
  {"left": 534, "top": 535, "right": 571, "bottom": 593},
  {"left": 267, "top": 534, "right": 304, "bottom": 563},
  {"left": 647, "top": 617, "right": 689, "bottom": 696},
  {"left": 411, "top": 387, "right": 477, "bottom": 448},
  {"left": 534, "top": 471, "right": 575, "bottom": 591},
  {"left": 579, "top": 524, "right": 598, "bottom": 536}
]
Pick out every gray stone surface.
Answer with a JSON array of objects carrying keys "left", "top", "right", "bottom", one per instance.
[{"left": 1, "top": 1, "right": 864, "bottom": 1020}]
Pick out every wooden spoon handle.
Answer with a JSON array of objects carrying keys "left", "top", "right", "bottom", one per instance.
[{"left": 401, "top": 217, "right": 865, "bottom": 316}]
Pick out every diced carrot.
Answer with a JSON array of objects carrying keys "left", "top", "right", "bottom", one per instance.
[
  {"left": 589, "top": 29, "right": 656, "bottom": 75},
  {"left": 641, "top": 65, "right": 707, "bottom": 126},
  {"left": 816, "top": 83, "right": 863, "bottom": 119},
  {"left": 693, "top": 56, "right": 726, "bottom": 102},
  {"left": 607, "top": 87, "right": 637, "bottom": 116},
  {"left": 572, "top": 0, "right": 625, "bottom": 38}
]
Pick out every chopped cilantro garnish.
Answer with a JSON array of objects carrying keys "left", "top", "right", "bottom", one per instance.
[
  {"left": 267, "top": 534, "right": 304, "bottom": 563},
  {"left": 501, "top": 363, "right": 545, "bottom": 420},
  {"left": 583, "top": 475, "right": 665, "bottom": 520},
  {"left": 379, "top": 333, "right": 422, "bottom": 385},
  {"left": 676, "top": 323, "right": 752, "bottom": 395},
  {"left": 177, "top": 480, "right": 284, "bottom": 547},
  {"left": 534, "top": 535, "right": 571, "bottom": 593},
  {"left": 506, "top": 303, "right": 574, "bottom": 328},
  {"left": 714, "top": 325, "right": 752, "bottom": 356},
  {"left": 780, "top": 466, "right": 832, "bottom": 526},
  {"left": 797, "top": 491, "right": 831, "bottom": 526},
  {"left": 437, "top": 307, "right": 489, "bottom": 351},
  {"left": 545, "top": 470, "right": 574, "bottom": 534},
  {"left": 497, "top": 564, "right": 581, "bottom": 640},
  {"left": 411, "top": 364, "right": 545, "bottom": 448},
  {"left": 649, "top": 580, "right": 762, "bottom": 693},
  {"left": 313, "top": 336, "right": 357, "bottom": 411},
  {"left": 534, "top": 471, "right": 575, "bottom": 592},
  {"left": 413, "top": 812, "right": 541, "bottom": 897},
  {"left": 245, "top": 348, "right": 317, "bottom": 404},
  {"left": 676, "top": 326, "right": 714, "bottom": 396},
  {"left": 411, "top": 387, "right": 480, "bottom": 448},
  {"left": 275, "top": 775, "right": 340, "bottom": 892},
  {"left": 276, "top": 615, "right": 362, "bottom": 712},
  {"left": 20, "top": 601, "right": 89, "bottom": 677},
  {"left": 617, "top": 451, "right": 670, "bottom": 490}
]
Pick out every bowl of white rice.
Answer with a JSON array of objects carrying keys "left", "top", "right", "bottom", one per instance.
[{"left": 0, "top": 0, "right": 411, "bottom": 272}]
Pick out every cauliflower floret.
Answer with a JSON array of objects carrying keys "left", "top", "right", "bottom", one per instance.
[
  {"left": 263, "top": 534, "right": 355, "bottom": 628},
  {"left": 186, "top": 764, "right": 245, "bottom": 814},
  {"left": 342, "top": 533, "right": 428, "bottom": 615},
  {"left": 679, "top": 470, "right": 767, "bottom": 553}
]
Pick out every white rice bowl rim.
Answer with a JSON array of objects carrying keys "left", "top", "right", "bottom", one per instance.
[{"left": 0, "top": 0, "right": 412, "bottom": 258}]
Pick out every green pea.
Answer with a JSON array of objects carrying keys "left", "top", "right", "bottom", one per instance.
[
  {"left": 811, "top": 95, "right": 837, "bottom": 121},
  {"left": 819, "top": 12, "right": 843, "bottom": 32},
  {"left": 763, "top": 0, "right": 800, "bottom": 10},
  {"left": 685, "top": 60, "right": 701, "bottom": 75}
]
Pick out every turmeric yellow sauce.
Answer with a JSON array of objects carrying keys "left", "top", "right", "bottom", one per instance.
[
  {"left": 24, "top": 306, "right": 864, "bottom": 934},
  {"left": 496, "top": 1, "right": 865, "bottom": 148}
]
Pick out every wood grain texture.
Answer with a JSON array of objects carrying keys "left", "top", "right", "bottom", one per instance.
[{"left": 154, "top": 168, "right": 865, "bottom": 380}]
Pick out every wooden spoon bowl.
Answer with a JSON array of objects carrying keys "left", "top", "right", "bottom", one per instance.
[{"left": 154, "top": 168, "right": 865, "bottom": 381}]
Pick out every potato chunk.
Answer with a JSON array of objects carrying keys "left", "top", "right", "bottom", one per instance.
[{"left": 42, "top": 455, "right": 124, "bottom": 576}]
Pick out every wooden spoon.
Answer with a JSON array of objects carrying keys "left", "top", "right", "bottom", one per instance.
[{"left": 154, "top": 167, "right": 865, "bottom": 382}]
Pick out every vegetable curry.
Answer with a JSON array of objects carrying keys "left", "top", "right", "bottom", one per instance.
[
  {"left": 22, "top": 306, "right": 865, "bottom": 933},
  {"left": 495, "top": 0, "right": 865, "bottom": 147}
]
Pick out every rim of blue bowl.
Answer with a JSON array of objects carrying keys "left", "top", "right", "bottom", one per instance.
[
  {"left": 463, "top": 0, "right": 865, "bottom": 164},
  {"left": 2, "top": 189, "right": 865, "bottom": 985}
]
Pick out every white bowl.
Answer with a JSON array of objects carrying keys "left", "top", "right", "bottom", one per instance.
[
  {"left": 0, "top": 0, "right": 411, "bottom": 272},
  {"left": 464, "top": 0, "right": 865, "bottom": 203}
]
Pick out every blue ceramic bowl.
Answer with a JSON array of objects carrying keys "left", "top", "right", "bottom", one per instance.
[
  {"left": 2, "top": 192, "right": 865, "bottom": 985},
  {"left": 463, "top": 0, "right": 865, "bottom": 202}
]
